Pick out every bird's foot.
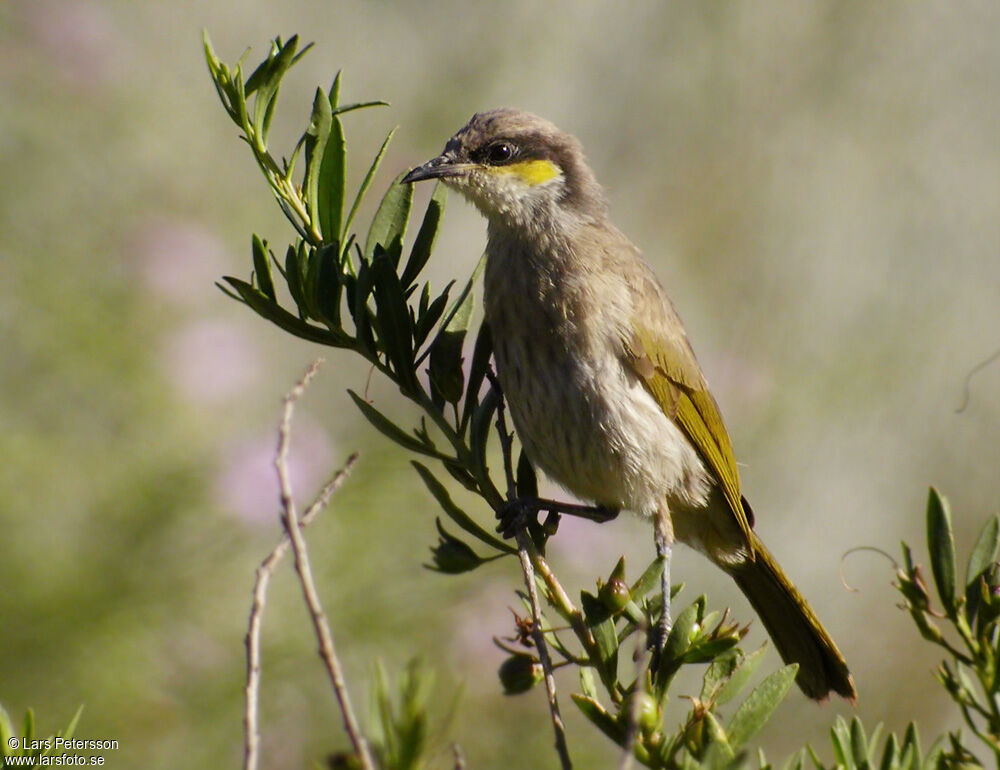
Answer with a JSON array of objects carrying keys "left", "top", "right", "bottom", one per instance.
[{"left": 496, "top": 497, "right": 621, "bottom": 539}]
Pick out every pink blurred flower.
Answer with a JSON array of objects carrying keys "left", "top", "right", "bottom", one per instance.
[
  {"left": 161, "top": 320, "right": 260, "bottom": 404},
  {"left": 214, "top": 424, "right": 336, "bottom": 527},
  {"left": 20, "top": 0, "right": 117, "bottom": 86},
  {"left": 133, "top": 219, "right": 231, "bottom": 306}
]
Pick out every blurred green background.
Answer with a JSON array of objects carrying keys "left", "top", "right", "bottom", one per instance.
[{"left": 2, "top": 1, "right": 999, "bottom": 767}]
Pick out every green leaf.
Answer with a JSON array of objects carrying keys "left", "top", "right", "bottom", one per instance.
[
  {"left": 582, "top": 591, "right": 619, "bottom": 668},
  {"left": 849, "top": 716, "right": 869, "bottom": 767},
  {"left": 365, "top": 169, "right": 411, "bottom": 264},
  {"left": 631, "top": 556, "right": 665, "bottom": 600},
  {"left": 343, "top": 129, "right": 394, "bottom": 242},
  {"left": 967, "top": 514, "right": 1000, "bottom": 587},
  {"left": 413, "top": 283, "right": 452, "bottom": 351},
  {"left": 284, "top": 244, "right": 307, "bottom": 317},
  {"left": 428, "top": 271, "right": 476, "bottom": 403},
  {"left": 370, "top": 251, "right": 415, "bottom": 388},
  {"left": 878, "top": 732, "right": 900, "bottom": 770},
  {"left": 348, "top": 390, "right": 442, "bottom": 458},
  {"left": 579, "top": 667, "right": 599, "bottom": 700},
  {"left": 714, "top": 645, "right": 767, "bottom": 705},
  {"left": 249, "top": 36, "right": 300, "bottom": 139},
  {"left": 317, "top": 113, "right": 346, "bottom": 242},
  {"left": 328, "top": 69, "right": 341, "bottom": 109},
  {"left": 701, "top": 648, "right": 741, "bottom": 701},
  {"left": 223, "top": 277, "right": 351, "bottom": 347},
  {"left": 656, "top": 597, "right": 701, "bottom": 692},
  {"left": 570, "top": 694, "right": 625, "bottom": 745},
  {"left": 726, "top": 664, "right": 798, "bottom": 749},
  {"left": 303, "top": 87, "right": 333, "bottom": 241},
  {"left": 469, "top": 387, "right": 499, "bottom": 486},
  {"left": 60, "top": 705, "right": 84, "bottom": 742},
  {"left": 251, "top": 234, "right": 275, "bottom": 301},
  {"left": 411, "top": 462, "right": 515, "bottom": 554},
  {"left": 400, "top": 182, "right": 447, "bottom": 289},
  {"left": 926, "top": 487, "right": 957, "bottom": 616},
  {"left": 516, "top": 452, "right": 538, "bottom": 499},
  {"left": 332, "top": 100, "right": 390, "bottom": 117},
  {"left": 314, "top": 242, "right": 343, "bottom": 329},
  {"left": 461, "top": 323, "right": 494, "bottom": 430}
]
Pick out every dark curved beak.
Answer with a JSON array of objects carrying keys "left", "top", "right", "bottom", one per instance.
[{"left": 402, "top": 154, "right": 471, "bottom": 184}]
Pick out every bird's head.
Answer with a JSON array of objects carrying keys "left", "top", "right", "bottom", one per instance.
[{"left": 402, "top": 108, "right": 605, "bottom": 232}]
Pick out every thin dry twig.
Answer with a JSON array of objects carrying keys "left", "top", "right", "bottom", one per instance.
[
  {"left": 243, "top": 359, "right": 375, "bottom": 770},
  {"left": 244, "top": 448, "right": 360, "bottom": 770},
  {"left": 488, "top": 369, "right": 573, "bottom": 770}
]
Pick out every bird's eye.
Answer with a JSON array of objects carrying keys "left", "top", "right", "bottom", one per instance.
[{"left": 485, "top": 142, "right": 515, "bottom": 164}]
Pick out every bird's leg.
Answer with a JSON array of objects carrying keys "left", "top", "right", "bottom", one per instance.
[
  {"left": 652, "top": 506, "right": 674, "bottom": 661},
  {"left": 496, "top": 498, "right": 619, "bottom": 539}
]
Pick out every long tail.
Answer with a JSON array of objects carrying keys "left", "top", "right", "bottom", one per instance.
[{"left": 728, "top": 532, "right": 856, "bottom": 701}]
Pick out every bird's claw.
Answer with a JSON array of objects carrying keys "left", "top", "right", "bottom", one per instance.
[{"left": 496, "top": 497, "right": 541, "bottom": 539}]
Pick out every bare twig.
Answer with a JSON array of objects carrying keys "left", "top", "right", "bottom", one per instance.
[
  {"left": 244, "top": 448, "right": 360, "bottom": 770},
  {"left": 265, "top": 359, "right": 375, "bottom": 770},
  {"left": 488, "top": 369, "right": 573, "bottom": 770}
]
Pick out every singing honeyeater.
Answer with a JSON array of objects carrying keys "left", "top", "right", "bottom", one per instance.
[{"left": 402, "top": 108, "right": 855, "bottom": 701}]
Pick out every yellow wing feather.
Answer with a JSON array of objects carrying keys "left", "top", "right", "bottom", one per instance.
[{"left": 624, "top": 301, "right": 754, "bottom": 555}]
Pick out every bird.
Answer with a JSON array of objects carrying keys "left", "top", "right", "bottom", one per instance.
[{"left": 402, "top": 108, "right": 855, "bottom": 701}]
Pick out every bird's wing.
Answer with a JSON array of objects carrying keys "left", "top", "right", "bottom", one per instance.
[{"left": 621, "top": 269, "right": 754, "bottom": 553}]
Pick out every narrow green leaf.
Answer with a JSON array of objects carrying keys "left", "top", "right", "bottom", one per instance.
[
  {"left": 967, "top": 514, "right": 1000, "bottom": 587},
  {"left": 469, "top": 387, "right": 499, "bottom": 486},
  {"left": 849, "top": 716, "right": 868, "bottom": 767},
  {"left": 701, "top": 648, "right": 741, "bottom": 701},
  {"left": 23, "top": 709, "right": 34, "bottom": 743},
  {"left": 332, "top": 100, "right": 390, "bottom": 117},
  {"left": 926, "top": 487, "right": 957, "bottom": 616},
  {"left": 630, "top": 556, "right": 665, "bottom": 601},
  {"left": 315, "top": 242, "right": 343, "bottom": 329},
  {"left": 328, "top": 70, "right": 342, "bottom": 109},
  {"left": 251, "top": 234, "right": 276, "bottom": 300},
  {"left": 223, "top": 277, "right": 351, "bottom": 347},
  {"left": 370, "top": 252, "right": 415, "bottom": 388},
  {"left": 348, "top": 390, "right": 441, "bottom": 458},
  {"left": 303, "top": 87, "right": 333, "bottom": 240},
  {"left": 400, "top": 182, "right": 447, "bottom": 289},
  {"left": 516, "top": 452, "right": 538, "bottom": 499},
  {"left": 428, "top": 276, "right": 475, "bottom": 403},
  {"left": 345, "top": 129, "right": 397, "bottom": 241},
  {"left": 701, "top": 712, "right": 735, "bottom": 765},
  {"left": 579, "top": 667, "right": 599, "bottom": 700},
  {"left": 317, "top": 114, "right": 346, "bottom": 242},
  {"left": 661, "top": 598, "right": 700, "bottom": 669},
  {"left": 60, "top": 705, "right": 84, "bottom": 741},
  {"left": 411, "top": 462, "right": 515, "bottom": 554},
  {"left": 582, "top": 591, "right": 619, "bottom": 666},
  {"left": 413, "top": 283, "right": 452, "bottom": 350},
  {"left": 570, "top": 694, "right": 625, "bottom": 745},
  {"left": 715, "top": 645, "right": 768, "bottom": 705},
  {"left": 250, "top": 36, "right": 299, "bottom": 137},
  {"left": 726, "top": 664, "right": 798, "bottom": 749},
  {"left": 461, "top": 322, "right": 493, "bottom": 431},
  {"left": 284, "top": 244, "right": 307, "bottom": 317},
  {"left": 365, "top": 168, "right": 411, "bottom": 264},
  {"left": 878, "top": 732, "right": 900, "bottom": 770}
]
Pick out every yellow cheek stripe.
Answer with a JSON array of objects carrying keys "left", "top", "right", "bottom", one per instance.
[{"left": 489, "top": 159, "right": 562, "bottom": 186}]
